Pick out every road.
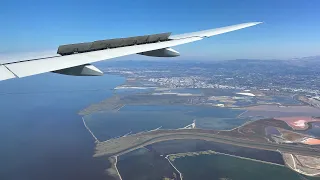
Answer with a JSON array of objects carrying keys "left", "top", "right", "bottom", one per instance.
[{"left": 94, "top": 129, "right": 320, "bottom": 157}]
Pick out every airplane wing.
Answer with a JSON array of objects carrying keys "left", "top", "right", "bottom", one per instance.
[{"left": 0, "top": 22, "right": 261, "bottom": 81}]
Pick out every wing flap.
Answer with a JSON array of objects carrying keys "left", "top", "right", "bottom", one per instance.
[{"left": 0, "top": 65, "right": 16, "bottom": 81}]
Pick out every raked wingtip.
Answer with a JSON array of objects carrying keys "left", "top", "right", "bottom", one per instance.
[
  {"left": 244, "top": 22, "right": 263, "bottom": 28},
  {"left": 253, "top": 22, "right": 263, "bottom": 25},
  {"left": 238, "top": 22, "right": 263, "bottom": 28}
]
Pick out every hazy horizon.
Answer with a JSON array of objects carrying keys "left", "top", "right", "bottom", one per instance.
[{"left": 1, "top": 0, "right": 320, "bottom": 60}]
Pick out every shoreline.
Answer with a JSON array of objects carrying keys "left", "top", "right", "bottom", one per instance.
[
  {"left": 165, "top": 150, "right": 286, "bottom": 180},
  {"left": 167, "top": 150, "right": 284, "bottom": 167},
  {"left": 82, "top": 117, "right": 100, "bottom": 143},
  {"left": 114, "top": 156, "right": 123, "bottom": 180},
  {"left": 165, "top": 155, "right": 183, "bottom": 180}
]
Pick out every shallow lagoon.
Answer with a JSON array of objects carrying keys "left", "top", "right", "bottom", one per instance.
[
  {"left": 117, "top": 148, "right": 180, "bottom": 180},
  {"left": 305, "top": 122, "right": 320, "bottom": 137},
  {"left": 85, "top": 105, "right": 247, "bottom": 141},
  {"left": 84, "top": 111, "right": 194, "bottom": 141},
  {"left": 173, "top": 154, "right": 310, "bottom": 180},
  {"left": 122, "top": 105, "right": 244, "bottom": 118},
  {"left": 196, "top": 117, "right": 250, "bottom": 130}
]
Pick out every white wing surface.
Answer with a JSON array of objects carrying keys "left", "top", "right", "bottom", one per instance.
[
  {"left": 0, "top": 22, "right": 261, "bottom": 81},
  {"left": 169, "top": 22, "right": 261, "bottom": 39}
]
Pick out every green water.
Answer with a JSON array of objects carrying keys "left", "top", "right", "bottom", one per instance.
[{"left": 173, "top": 154, "right": 316, "bottom": 180}]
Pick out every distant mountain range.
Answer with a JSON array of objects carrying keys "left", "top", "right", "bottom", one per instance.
[
  {"left": 232, "top": 55, "right": 320, "bottom": 62},
  {"left": 290, "top": 55, "right": 320, "bottom": 61}
]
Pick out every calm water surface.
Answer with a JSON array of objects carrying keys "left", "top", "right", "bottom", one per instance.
[
  {"left": 173, "top": 154, "right": 310, "bottom": 180},
  {"left": 0, "top": 73, "right": 124, "bottom": 180}
]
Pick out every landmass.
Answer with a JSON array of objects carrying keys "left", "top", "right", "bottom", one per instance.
[{"left": 78, "top": 59, "right": 320, "bottom": 180}]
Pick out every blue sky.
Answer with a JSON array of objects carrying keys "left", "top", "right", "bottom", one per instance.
[{"left": 1, "top": 0, "right": 320, "bottom": 60}]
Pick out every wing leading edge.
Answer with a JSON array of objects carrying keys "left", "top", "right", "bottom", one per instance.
[{"left": 0, "top": 22, "right": 262, "bottom": 81}]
